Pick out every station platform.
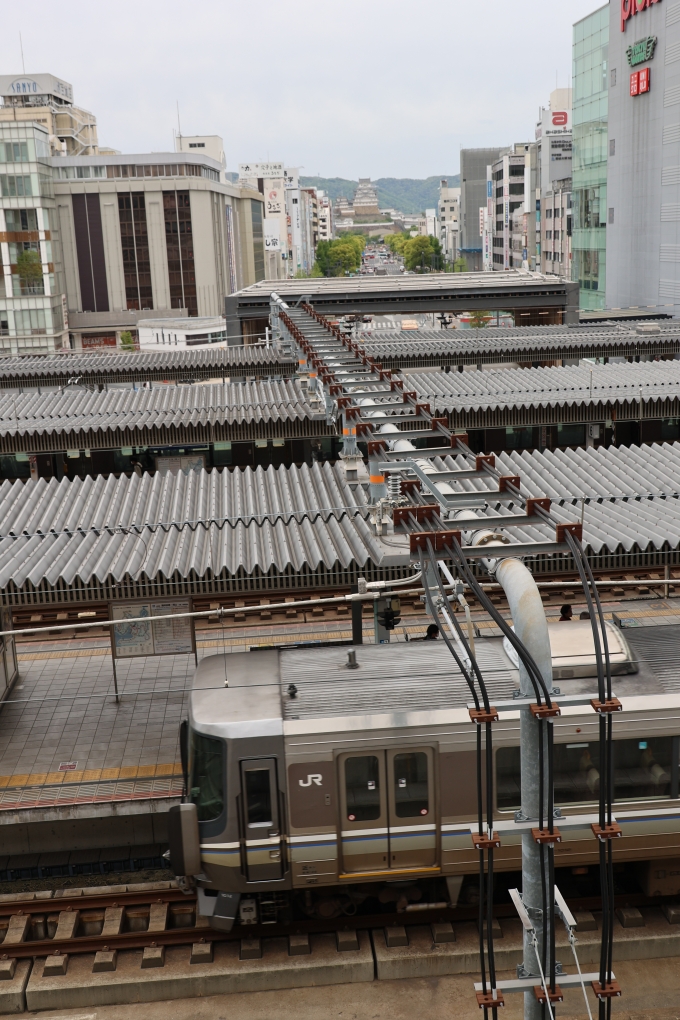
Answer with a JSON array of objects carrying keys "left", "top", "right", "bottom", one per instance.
[{"left": 1, "top": 594, "right": 679, "bottom": 860}]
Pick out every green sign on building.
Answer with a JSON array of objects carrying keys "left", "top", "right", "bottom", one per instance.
[{"left": 626, "top": 36, "right": 657, "bottom": 67}]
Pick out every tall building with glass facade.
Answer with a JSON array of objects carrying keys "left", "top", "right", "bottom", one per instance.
[
  {"left": 0, "top": 122, "right": 68, "bottom": 354},
  {"left": 572, "top": 4, "right": 609, "bottom": 311}
]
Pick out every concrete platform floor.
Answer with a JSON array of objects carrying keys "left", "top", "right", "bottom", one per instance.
[
  {"left": 1, "top": 594, "right": 678, "bottom": 814},
  {"left": 20, "top": 957, "right": 680, "bottom": 1020}
]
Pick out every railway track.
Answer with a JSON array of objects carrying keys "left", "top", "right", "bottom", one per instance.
[
  {"left": 0, "top": 881, "right": 676, "bottom": 959},
  {"left": 2, "top": 881, "right": 679, "bottom": 1014}
]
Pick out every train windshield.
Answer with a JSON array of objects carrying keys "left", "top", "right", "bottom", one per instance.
[
  {"left": 189, "top": 731, "right": 224, "bottom": 822},
  {"left": 497, "top": 736, "right": 674, "bottom": 810}
]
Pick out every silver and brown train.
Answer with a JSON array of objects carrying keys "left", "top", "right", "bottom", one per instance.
[{"left": 168, "top": 621, "right": 680, "bottom": 929}]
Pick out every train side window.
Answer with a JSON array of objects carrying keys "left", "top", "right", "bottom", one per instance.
[
  {"left": 496, "top": 737, "right": 674, "bottom": 811},
  {"left": 393, "top": 751, "right": 429, "bottom": 817},
  {"left": 189, "top": 732, "right": 224, "bottom": 822},
  {"left": 345, "top": 755, "right": 380, "bottom": 821},
  {"left": 244, "top": 769, "right": 273, "bottom": 827}
]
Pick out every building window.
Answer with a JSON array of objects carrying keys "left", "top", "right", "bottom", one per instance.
[
  {"left": 611, "top": 68, "right": 617, "bottom": 87},
  {"left": 72, "top": 194, "right": 110, "bottom": 312},
  {"left": 546, "top": 209, "right": 553, "bottom": 219},
  {"left": 250, "top": 199, "right": 265, "bottom": 282},
  {"left": 225, "top": 204, "right": 237, "bottom": 294},
  {"left": 188, "top": 143, "right": 205, "bottom": 148},
  {"left": 0, "top": 142, "right": 29, "bottom": 162},
  {"left": 608, "top": 207, "right": 614, "bottom": 224},
  {"left": 118, "top": 193, "right": 153, "bottom": 311},
  {"left": 0, "top": 175, "right": 32, "bottom": 197},
  {"left": 609, "top": 139, "right": 616, "bottom": 156},
  {"left": 163, "top": 191, "right": 197, "bottom": 315},
  {"left": 4, "top": 209, "right": 38, "bottom": 231}
]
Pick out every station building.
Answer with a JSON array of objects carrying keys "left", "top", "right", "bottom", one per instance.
[{"left": 605, "top": 0, "right": 680, "bottom": 315}]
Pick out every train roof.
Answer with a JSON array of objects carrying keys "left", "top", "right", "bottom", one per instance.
[{"left": 190, "top": 623, "right": 680, "bottom": 738}]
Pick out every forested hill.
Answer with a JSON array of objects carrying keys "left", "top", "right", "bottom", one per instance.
[
  {"left": 300, "top": 175, "right": 460, "bottom": 215},
  {"left": 226, "top": 173, "right": 460, "bottom": 215}
]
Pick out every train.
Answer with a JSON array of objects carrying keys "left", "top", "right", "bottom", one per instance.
[{"left": 168, "top": 619, "right": 680, "bottom": 930}]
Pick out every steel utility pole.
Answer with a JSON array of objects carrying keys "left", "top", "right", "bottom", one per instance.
[{"left": 495, "top": 557, "right": 555, "bottom": 1020}]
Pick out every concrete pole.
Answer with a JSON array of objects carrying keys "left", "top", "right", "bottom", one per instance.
[{"left": 494, "top": 557, "right": 554, "bottom": 1020}]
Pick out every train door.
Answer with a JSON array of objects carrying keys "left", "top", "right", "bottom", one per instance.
[
  {"left": 386, "top": 748, "right": 437, "bottom": 869},
  {"left": 338, "top": 748, "right": 437, "bottom": 875},
  {"left": 338, "top": 752, "right": 389, "bottom": 872},
  {"left": 240, "top": 758, "right": 284, "bottom": 882}
]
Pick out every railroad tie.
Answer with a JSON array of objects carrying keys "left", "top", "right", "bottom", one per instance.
[
  {"left": 240, "top": 938, "right": 262, "bottom": 961},
  {"left": 54, "top": 909, "right": 79, "bottom": 941},
  {"left": 288, "top": 934, "right": 311, "bottom": 957},
  {"left": 336, "top": 930, "right": 359, "bottom": 952},
  {"left": 147, "top": 902, "right": 169, "bottom": 933},
  {"left": 0, "top": 957, "right": 17, "bottom": 979},
  {"left": 141, "top": 945, "right": 165, "bottom": 969},
  {"left": 190, "top": 941, "right": 213, "bottom": 964},
  {"left": 43, "top": 952, "right": 68, "bottom": 977},
  {"left": 431, "top": 922, "right": 456, "bottom": 944},
  {"left": 3, "top": 914, "right": 30, "bottom": 945},
  {"left": 384, "top": 926, "right": 408, "bottom": 948},
  {"left": 93, "top": 949, "right": 117, "bottom": 973},
  {"left": 101, "top": 906, "right": 124, "bottom": 937}
]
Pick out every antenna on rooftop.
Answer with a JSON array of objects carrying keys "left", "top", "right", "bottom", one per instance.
[
  {"left": 19, "top": 33, "right": 25, "bottom": 75},
  {"left": 176, "top": 101, "right": 182, "bottom": 146}
]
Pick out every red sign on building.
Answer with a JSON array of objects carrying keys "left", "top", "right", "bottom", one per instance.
[
  {"left": 630, "top": 68, "right": 651, "bottom": 95},
  {"left": 621, "top": 0, "right": 662, "bottom": 33}
]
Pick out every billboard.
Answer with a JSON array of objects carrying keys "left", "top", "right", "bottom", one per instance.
[
  {"left": 238, "top": 162, "right": 284, "bottom": 179},
  {"left": 0, "top": 74, "right": 73, "bottom": 102},
  {"left": 264, "top": 219, "right": 281, "bottom": 251}
]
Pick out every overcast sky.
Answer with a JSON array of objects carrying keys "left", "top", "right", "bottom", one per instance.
[{"left": 1, "top": 0, "right": 607, "bottom": 180}]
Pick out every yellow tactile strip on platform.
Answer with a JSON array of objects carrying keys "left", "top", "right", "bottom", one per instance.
[{"left": 0, "top": 762, "right": 183, "bottom": 790}]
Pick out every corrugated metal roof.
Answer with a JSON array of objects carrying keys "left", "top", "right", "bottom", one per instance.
[
  {"left": 405, "top": 361, "right": 680, "bottom": 413},
  {"left": 0, "top": 462, "right": 380, "bottom": 597},
  {"left": 2, "top": 442, "right": 680, "bottom": 600},
  {"left": 0, "top": 346, "right": 295, "bottom": 387},
  {"left": 406, "top": 444, "right": 680, "bottom": 557},
  {"left": 0, "top": 380, "right": 330, "bottom": 452},
  {"left": 362, "top": 325, "right": 680, "bottom": 363}
]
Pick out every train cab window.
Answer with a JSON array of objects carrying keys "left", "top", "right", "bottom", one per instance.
[
  {"left": 189, "top": 732, "right": 224, "bottom": 822},
  {"left": 496, "top": 737, "right": 674, "bottom": 810},
  {"left": 393, "top": 752, "right": 429, "bottom": 817},
  {"left": 345, "top": 755, "right": 380, "bottom": 821},
  {"left": 244, "top": 769, "right": 273, "bottom": 827}
]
